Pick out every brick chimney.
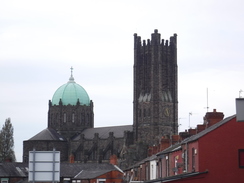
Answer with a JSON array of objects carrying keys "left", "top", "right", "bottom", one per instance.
[
  {"left": 159, "top": 136, "right": 171, "bottom": 151},
  {"left": 172, "top": 135, "right": 180, "bottom": 144},
  {"left": 204, "top": 109, "right": 224, "bottom": 127},
  {"left": 179, "top": 130, "right": 191, "bottom": 140},
  {"left": 110, "top": 155, "right": 118, "bottom": 165},
  {"left": 188, "top": 128, "right": 197, "bottom": 135},
  {"left": 69, "top": 153, "right": 74, "bottom": 163},
  {"left": 197, "top": 124, "right": 206, "bottom": 133}
]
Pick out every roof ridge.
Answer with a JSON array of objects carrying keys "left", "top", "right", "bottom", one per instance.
[
  {"left": 182, "top": 115, "right": 236, "bottom": 143},
  {"left": 46, "top": 128, "right": 58, "bottom": 140},
  {"left": 93, "top": 124, "right": 133, "bottom": 129}
]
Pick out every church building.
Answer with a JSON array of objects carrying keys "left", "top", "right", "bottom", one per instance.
[{"left": 23, "top": 30, "right": 178, "bottom": 168}]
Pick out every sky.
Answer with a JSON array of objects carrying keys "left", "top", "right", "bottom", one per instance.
[{"left": 1, "top": 0, "right": 244, "bottom": 162}]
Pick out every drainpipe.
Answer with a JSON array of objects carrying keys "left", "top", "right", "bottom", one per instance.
[{"left": 185, "top": 142, "right": 188, "bottom": 172}]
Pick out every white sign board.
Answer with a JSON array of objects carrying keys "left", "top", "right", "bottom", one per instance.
[{"left": 28, "top": 150, "right": 60, "bottom": 182}]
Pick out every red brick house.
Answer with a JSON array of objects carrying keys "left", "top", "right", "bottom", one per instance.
[{"left": 153, "top": 113, "right": 244, "bottom": 183}]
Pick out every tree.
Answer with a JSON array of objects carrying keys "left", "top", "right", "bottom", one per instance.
[{"left": 0, "top": 118, "right": 16, "bottom": 162}]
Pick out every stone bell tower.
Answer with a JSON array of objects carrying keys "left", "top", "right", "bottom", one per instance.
[{"left": 133, "top": 29, "right": 178, "bottom": 145}]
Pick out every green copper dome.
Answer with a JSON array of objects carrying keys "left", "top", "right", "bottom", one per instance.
[{"left": 52, "top": 71, "right": 90, "bottom": 106}]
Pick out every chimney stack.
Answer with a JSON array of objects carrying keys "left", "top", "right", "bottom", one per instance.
[
  {"left": 204, "top": 109, "right": 224, "bottom": 127},
  {"left": 236, "top": 98, "right": 244, "bottom": 122}
]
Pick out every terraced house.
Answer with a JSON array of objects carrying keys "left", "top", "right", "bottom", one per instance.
[{"left": 125, "top": 100, "right": 244, "bottom": 183}]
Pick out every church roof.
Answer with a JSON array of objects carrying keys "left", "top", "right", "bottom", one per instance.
[
  {"left": 73, "top": 125, "right": 133, "bottom": 140},
  {"left": 52, "top": 68, "right": 90, "bottom": 106},
  {"left": 0, "top": 162, "right": 28, "bottom": 178},
  {"left": 61, "top": 163, "right": 123, "bottom": 179},
  {"left": 28, "top": 128, "right": 66, "bottom": 141},
  {"left": 0, "top": 162, "right": 122, "bottom": 180}
]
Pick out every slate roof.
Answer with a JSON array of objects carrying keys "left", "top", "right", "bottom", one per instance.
[
  {"left": 155, "top": 115, "right": 236, "bottom": 156},
  {"left": 59, "top": 163, "right": 123, "bottom": 179},
  {"left": 73, "top": 125, "right": 133, "bottom": 140},
  {"left": 28, "top": 128, "right": 66, "bottom": 141},
  {"left": 156, "top": 143, "right": 182, "bottom": 156},
  {"left": 0, "top": 162, "right": 28, "bottom": 178},
  {"left": 181, "top": 115, "right": 236, "bottom": 144},
  {"left": 125, "top": 154, "right": 157, "bottom": 170},
  {"left": 0, "top": 162, "right": 123, "bottom": 180}
]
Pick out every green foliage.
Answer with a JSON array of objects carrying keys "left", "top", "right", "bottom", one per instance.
[{"left": 0, "top": 118, "right": 16, "bottom": 162}]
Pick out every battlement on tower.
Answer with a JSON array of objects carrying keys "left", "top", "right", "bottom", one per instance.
[{"left": 134, "top": 29, "right": 177, "bottom": 49}]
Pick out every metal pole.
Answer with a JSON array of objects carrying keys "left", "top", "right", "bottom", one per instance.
[
  {"left": 33, "top": 148, "right": 36, "bottom": 183},
  {"left": 53, "top": 148, "right": 56, "bottom": 183}
]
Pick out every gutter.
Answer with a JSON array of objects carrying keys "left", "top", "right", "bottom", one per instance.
[{"left": 144, "top": 170, "right": 208, "bottom": 183}]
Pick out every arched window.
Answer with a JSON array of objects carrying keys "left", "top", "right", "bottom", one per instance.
[
  {"left": 56, "top": 113, "right": 58, "bottom": 123},
  {"left": 86, "top": 113, "right": 89, "bottom": 125},
  {"left": 63, "top": 113, "right": 66, "bottom": 123},
  {"left": 50, "top": 114, "right": 53, "bottom": 124},
  {"left": 72, "top": 113, "right": 75, "bottom": 123},
  {"left": 80, "top": 113, "right": 82, "bottom": 124}
]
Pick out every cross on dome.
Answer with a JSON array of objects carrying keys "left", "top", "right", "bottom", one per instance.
[
  {"left": 70, "top": 66, "right": 73, "bottom": 77},
  {"left": 69, "top": 66, "right": 75, "bottom": 83}
]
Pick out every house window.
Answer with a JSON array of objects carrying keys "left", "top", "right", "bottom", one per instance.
[
  {"left": 239, "top": 149, "right": 244, "bottom": 168},
  {"left": 146, "top": 165, "right": 149, "bottom": 180},
  {"left": 192, "top": 148, "right": 195, "bottom": 171},
  {"left": 174, "top": 156, "right": 178, "bottom": 175},
  {"left": 72, "top": 180, "right": 81, "bottom": 183},
  {"left": 158, "top": 159, "right": 162, "bottom": 178},
  {"left": 1, "top": 178, "right": 8, "bottom": 183},
  {"left": 166, "top": 156, "right": 169, "bottom": 177},
  {"left": 183, "top": 149, "right": 188, "bottom": 172}
]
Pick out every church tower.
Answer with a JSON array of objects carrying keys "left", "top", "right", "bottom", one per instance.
[
  {"left": 48, "top": 68, "right": 94, "bottom": 139},
  {"left": 133, "top": 30, "right": 178, "bottom": 145}
]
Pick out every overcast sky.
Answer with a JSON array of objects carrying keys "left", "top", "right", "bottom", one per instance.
[{"left": 1, "top": 0, "right": 244, "bottom": 162}]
